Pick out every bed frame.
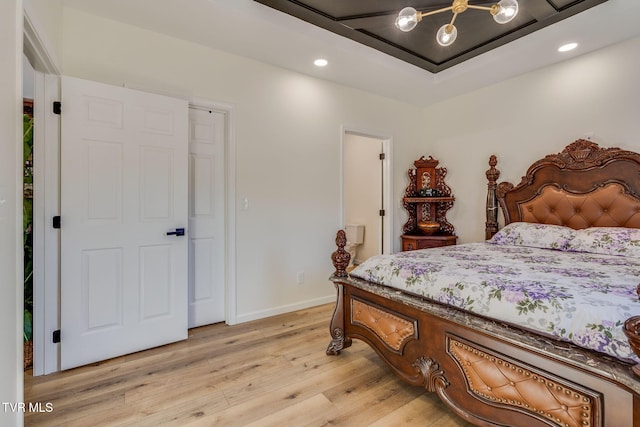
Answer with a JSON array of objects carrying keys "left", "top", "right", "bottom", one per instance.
[{"left": 327, "top": 140, "right": 640, "bottom": 427}]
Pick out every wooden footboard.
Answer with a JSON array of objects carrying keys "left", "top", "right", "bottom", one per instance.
[{"left": 329, "top": 234, "right": 640, "bottom": 427}]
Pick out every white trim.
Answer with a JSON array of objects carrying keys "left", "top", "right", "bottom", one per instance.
[
  {"left": 31, "top": 72, "right": 60, "bottom": 375},
  {"left": 22, "top": 1, "right": 61, "bottom": 376},
  {"left": 235, "top": 295, "right": 335, "bottom": 324},
  {"left": 189, "top": 97, "right": 237, "bottom": 326},
  {"left": 381, "top": 138, "right": 393, "bottom": 254},
  {"left": 22, "top": 2, "right": 60, "bottom": 75},
  {"left": 340, "top": 126, "right": 393, "bottom": 256}
]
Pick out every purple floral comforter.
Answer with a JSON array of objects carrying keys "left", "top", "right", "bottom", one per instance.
[{"left": 350, "top": 243, "right": 640, "bottom": 363}]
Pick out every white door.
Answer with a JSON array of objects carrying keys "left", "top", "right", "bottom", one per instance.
[
  {"left": 188, "top": 107, "right": 226, "bottom": 327},
  {"left": 60, "top": 76, "right": 189, "bottom": 370}
]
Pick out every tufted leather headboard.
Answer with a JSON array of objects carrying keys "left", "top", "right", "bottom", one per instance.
[{"left": 486, "top": 140, "right": 640, "bottom": 237}]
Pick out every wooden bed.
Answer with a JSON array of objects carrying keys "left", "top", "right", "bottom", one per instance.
[{"left": 327, "top": 140, "right": 640, "bottom": 427}]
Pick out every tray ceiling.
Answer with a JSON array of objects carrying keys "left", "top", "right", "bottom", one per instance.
[{"left": 254, "top": 0, "right": 608, "bottom": 73}]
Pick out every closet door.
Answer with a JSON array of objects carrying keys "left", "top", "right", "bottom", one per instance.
[
  {"left": 60, "top": 76, "right": 188, "bottom": 370},
  {"left": 188, "top": 106, "right": 226, "bottom": 327}
]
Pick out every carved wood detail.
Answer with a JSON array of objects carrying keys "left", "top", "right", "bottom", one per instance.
[
  {"left": 412, "top": 356, "right": 450, "bottom": 393},
  {"left": 326, "top": 282, "right": 352, "bottom": 355},
  {"left": 402, "top": 156, "right": 456, "bottom": 243},
  {"left": 402, "top": 168, "right": 419, "bottom": 234},
  {"left": 331, "top": 229, "right": 350, "bottom": 278},
  {"left": 485, "top": 155, "right": 500, "bottom": 239},
  {"left": 496, "top": 140, "right": 640, "bottom": 225}
]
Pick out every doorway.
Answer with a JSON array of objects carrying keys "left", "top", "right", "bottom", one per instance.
[
  {"left": 22, "top": 55, "right": 35, "bottom": 372},
  {"left": 342, "top": 129, "right": 392, "bottom": 264}
]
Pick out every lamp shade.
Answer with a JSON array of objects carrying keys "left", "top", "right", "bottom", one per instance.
[
  {"left": 436, "top": 24, "right": 457, "bottom": 46},
  {"left": 395, "top": 7, "right": 419, "bottom": 32},
  {"left": 493, "top": 0, "right": 518, "bottom": 24}
]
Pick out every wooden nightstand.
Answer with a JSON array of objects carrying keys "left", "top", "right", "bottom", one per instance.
[{"left": 401, "top": 234, "right": 457, "bottom": 251}]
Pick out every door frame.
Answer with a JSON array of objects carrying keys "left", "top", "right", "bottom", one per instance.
[
  {"left": 24, "top": 4, "right": 62, "bottom": 375},
  {"left": 32, "top": 93, "right": 238, "bottom": 374},
  {"left": 340, "top": 126, "right": 393, "bottom": 256}
]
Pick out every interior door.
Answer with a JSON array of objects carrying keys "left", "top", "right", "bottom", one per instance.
[
  {"left": 343, "top": 133, "right": 384, "bottom": 263},
  {"left": 60, "top": 76, "right": 189, "bottom": 370},
  {"left": 188, "top": 107, "right": 226, "bottom": 327}
]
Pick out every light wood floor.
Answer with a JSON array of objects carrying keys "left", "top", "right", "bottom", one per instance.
[{"left": 24, "top": 303, "right": 474, "bottom": 426}]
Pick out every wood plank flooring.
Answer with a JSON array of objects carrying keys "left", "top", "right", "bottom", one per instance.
[{"left": 24, "top": 303, "right": 474, "bottom": 426}]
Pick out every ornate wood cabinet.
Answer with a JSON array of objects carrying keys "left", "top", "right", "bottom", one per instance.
[{"left": 401, "top": 156, "right": 456, "bottom": 251}]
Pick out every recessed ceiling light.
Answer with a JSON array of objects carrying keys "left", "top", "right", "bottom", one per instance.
[
  {"left": 314, "top": 59, "right": 328, "bottom": 67},
  {"left": 558, "top": 42, "right": 578, "bottom": 52}
]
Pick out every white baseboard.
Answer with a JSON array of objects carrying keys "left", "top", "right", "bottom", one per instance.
[{"left": 234, "top": 294, "right": 336, "bottom": 324}]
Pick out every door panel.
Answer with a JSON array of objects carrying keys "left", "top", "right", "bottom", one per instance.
[
  {"left": 83, "top": 248, "right": 122, "bottom": 330},
  {"left": 188, "top": 107, "right": 225, "bottom": 327},
  {"left": 61, "top": 76, "right": 188, "bottom": 370}
]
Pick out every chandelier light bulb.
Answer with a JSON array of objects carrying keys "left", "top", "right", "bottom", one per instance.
[
  {"left": 436, "top": 24, "right": 457, "bottom": 47},
  {"left": 493, "top": 0, "right": 519, "bottom": 24},
  {"left": 395, "top": 0, "right": 518, "bottom": 47},
  {"left": 395, "top": 7, "right": 419, "bottom": 32}
]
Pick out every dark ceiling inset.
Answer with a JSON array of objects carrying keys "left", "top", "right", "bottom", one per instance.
[{"left": 254, "top": 0, "right": 608, "bottom": 73}]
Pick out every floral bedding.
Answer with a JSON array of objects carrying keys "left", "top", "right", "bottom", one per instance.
[{"left": 350, "top": 235, "right": 640, "bottom": 363}]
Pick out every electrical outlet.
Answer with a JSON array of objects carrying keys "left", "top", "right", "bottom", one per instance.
[{"left": 296, "top": 271, "right": 305, "bottom": 285}]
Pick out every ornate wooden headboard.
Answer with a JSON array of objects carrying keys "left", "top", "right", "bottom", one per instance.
[{"left": 486, "top": 139, "right": 640, "bottom": 238}]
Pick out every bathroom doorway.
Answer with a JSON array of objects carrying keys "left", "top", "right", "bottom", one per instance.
[{"left": 342, "top": 129, "right": 392, "bottom": 265}]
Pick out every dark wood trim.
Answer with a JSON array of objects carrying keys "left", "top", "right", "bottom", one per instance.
[{"left": 484, "top": 155, "right": 500, "bottom": 240}]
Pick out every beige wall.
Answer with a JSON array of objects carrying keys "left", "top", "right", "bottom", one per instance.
[
  {"left": 416, "top": 36, "right": 640, "bottom": 243},
  {"left": 60, "top": 8, "right": 425, "bottom": 319},
  {"left": 24, "top": 0, "right": 62, "bottom": 66}
]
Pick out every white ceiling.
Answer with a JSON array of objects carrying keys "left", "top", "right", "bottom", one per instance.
[{"left": 61, "top": 0, "right": 640, "bottom": 108}]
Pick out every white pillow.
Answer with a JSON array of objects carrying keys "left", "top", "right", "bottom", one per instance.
[
  {"left": 488, "top": 222, "right": 577, "bottom": 251},
  {"left": 567, "top": 227, "right": 640, "bottom": 257}
]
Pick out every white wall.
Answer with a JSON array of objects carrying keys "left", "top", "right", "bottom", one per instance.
[
  {"left": 0, "top": 0, "right": 23, "bottom": 425},
  {"left": 24, "top": 0, "right": 62, "bottom": 65},
  {"left": 23, "top": 55, "right": 35, "bottom": 99},
  {"left": 60, "top": 8, "right": 425, "bottom": 320},
  {"left": 344, "top": 134, "right": 381, "bottom": 263},
  {"left": 417, "top": 36, "right": 640, "bottom": 244}
]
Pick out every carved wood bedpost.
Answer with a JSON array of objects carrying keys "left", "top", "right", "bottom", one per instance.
[
  {"left": 331, "top": 229, "right": 350, "bottom": 278},
  {"left": 327, "top": 230, "right": 352, "bottom": 355},
  {"left": 485, "top": 155, "right": 500, "bottom": 239}
]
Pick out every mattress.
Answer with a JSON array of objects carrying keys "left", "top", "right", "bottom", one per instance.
[{"left": 351, "top": 241, "right": 640, "bottom": 363}]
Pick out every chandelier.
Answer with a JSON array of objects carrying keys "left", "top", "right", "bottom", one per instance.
[{"left": 395, "top": 0, "right": 519, "bottom": 47}]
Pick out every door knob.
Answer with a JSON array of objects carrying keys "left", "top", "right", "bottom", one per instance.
[{"left": 166, "top": 228, "right": 185, "bottom": 236}]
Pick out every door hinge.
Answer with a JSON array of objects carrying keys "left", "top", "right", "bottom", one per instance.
[
  {"left": 52, "top": 215, "right": 61, "bottom": 229},
  {"left": 379, "top": 209, "right": 385, "bottom": 216},
  {"left": 52, "top": 330, "right": 61, "bottom": 343},
  {"left": 379, "top": 152, "right": 385, "bottom": 160},
  {"left": 53, "top": 101, "right": 61, "bottom": 115}
]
